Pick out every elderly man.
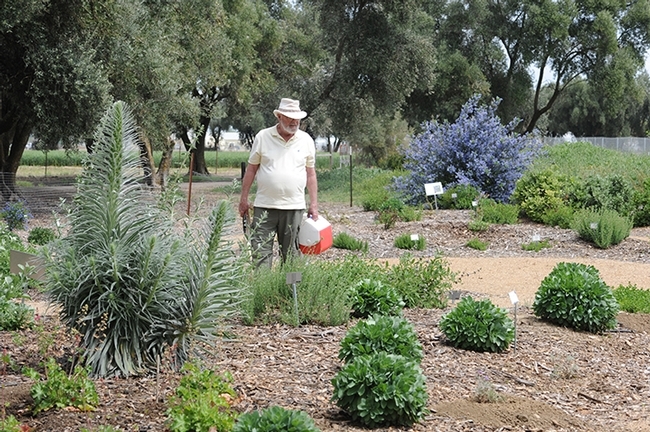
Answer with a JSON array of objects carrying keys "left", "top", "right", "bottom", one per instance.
[{"left": 238, "top": 98, "right": 319, "bottom": 267}]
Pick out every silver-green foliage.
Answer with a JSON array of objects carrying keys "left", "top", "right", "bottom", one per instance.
[
  {"left": 42, "top": 102, "right": 243, "bottom": 377},
  {"left": 572, "top": 209, "right": 632, "bottom": 249},
  {"left": 532, "top": 262, "right": 618, "bottom": 333}
]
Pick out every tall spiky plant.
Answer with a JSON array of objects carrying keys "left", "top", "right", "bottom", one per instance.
[{"left": 42, "top": 101, "right": 244, "bottom": 377}]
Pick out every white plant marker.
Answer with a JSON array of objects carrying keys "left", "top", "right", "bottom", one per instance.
[
  {"left": 410, "top": 234, "right": 419, "bottom": 241},
  {"left": 509, "top": 291, "right": 519, "bottom": 353},
  {"left": 424, "top": 182, "right": 444, "bottom": 210},
  {"left": 286, "top": 272, "right": 302, "bottom": 326}
]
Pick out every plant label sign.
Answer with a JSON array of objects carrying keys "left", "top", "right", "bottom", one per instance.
[
  {"left": 286, "top": 272, "right": 302, "bottom": 285},
  {"left": 532, "top": 234, "right": 541, "bottom": 242},
  {"left": 424, "top": 182, "right": 443, "bottom": 196},
  {"left": 508, "top": 291, "right": 519, "bottom": 305},
  {"left": 410, "top": 234, "right": 419, "bottom": 241},
  {"left": 448, "top": 290, "right": 461, "bottom": 300}
]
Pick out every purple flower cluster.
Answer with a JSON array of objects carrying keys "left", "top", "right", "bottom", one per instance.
[{"left": 394, "top": 95, "right": 542, "bottom": 204}]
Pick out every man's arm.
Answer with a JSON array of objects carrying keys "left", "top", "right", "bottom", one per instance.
[
  {"left": 306, "top": 166, "right": 318, "bottom": 220},
  {"left": 239, "top": 163, "right": 259, "bottom": 217}
]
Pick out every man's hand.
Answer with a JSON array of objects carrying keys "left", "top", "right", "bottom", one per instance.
[
  {"left": 239, "top": 200, "right": 251, "bottom": 217},
  {"left": 308, "top": 204, "right": 318, "bottom": 221}
]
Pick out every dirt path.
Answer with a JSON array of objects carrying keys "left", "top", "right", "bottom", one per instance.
[{"left": 445, "top": 256, "right": 650, "bottom": 307}]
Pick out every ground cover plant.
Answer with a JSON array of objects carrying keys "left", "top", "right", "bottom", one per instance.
[
  {"left": 466, "top": 238, "right": 488, "bottom": 250},
  {"left": 613, "top": 284, "right": 650, "bottom": 313},
  {"left": 533, "top": 262, "right": 619, "bottom": 333},
  {"left": 234, "top": 406, "right": 320, "bottom": 432},
  {"left": 166, "top": 363, "right": 238, "bottom": 432}
]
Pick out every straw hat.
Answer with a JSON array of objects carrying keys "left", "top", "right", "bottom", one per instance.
[{"left": 273, "top": 98, "right": 307, "bottom": 120}]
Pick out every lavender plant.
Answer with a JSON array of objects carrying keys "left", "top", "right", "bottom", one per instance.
[{"left": 394, "top": 95, "right": 542, "bottom": 204}]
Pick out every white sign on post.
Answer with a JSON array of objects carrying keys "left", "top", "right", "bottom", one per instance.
[
  {"left": 508, "top": 291, "right": 519, "bottom": 305},
  {"left": 424, "top": 182, "right": 444, "bottom": 196},
  {"left": 410, "top": 234, "right": 419, "bottom": 241}
]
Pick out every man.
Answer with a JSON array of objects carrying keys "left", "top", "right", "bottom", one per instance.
[{"left": 238, "top": 98, "right": 319, "bottom": 267}]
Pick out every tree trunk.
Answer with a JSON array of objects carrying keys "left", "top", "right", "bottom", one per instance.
[
  {"left": 0, "top": 117, "right": 32, "bottom": 201},
  {"left": 156, "top": 138, "right": 175, "bottom": 190},
  {"left": 138, "top": 134, "right": 155, "bottom": 187},
  {"left": 191, "top": 115, "right": 211, "bottom": 175}
]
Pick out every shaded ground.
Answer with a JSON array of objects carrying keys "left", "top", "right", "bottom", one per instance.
[{"left": 1, "top": 179, "right": 649, "bottom": 431}]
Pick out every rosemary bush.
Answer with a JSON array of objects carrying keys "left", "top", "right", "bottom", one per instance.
[
  {"left": 332, "top": 232, "right": 368, "bottom": 252},
  {"left": 339, "top": 315, "right": 423, "bottom": 363},
  {"left": 532, "top": 262, "right": 619, "bottom": 333},
  {"left": 42, "top": 102, "right": 245, "bottom": 377},
  {"left": 572, "top": 209, "right": 632, "bottom": 248},
  {"left": 439, "top": 296, "right": 514, "bottom": 353},
  {"left": 393, "top": 233, "right": 426, "bottom": 250}
]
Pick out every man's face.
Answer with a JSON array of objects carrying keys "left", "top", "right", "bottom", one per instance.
[{"left": 277, "top": 114, "right": 300, "bottom": 136}]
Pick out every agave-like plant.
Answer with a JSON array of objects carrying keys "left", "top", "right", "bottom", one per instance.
[{"left": 42, "top": 101, "right": 245, "bottom": 377}]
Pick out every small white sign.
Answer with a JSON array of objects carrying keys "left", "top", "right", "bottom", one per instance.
[
  {"left": 410, "top": 234, "right": 419, "bottom": 241},
  {"left": 424, "top": 182, "right": 444, "bottom": 196},
  {"left": 451, "top": 193, "right": 458, "bottom": 199},
  {"left": 472, "top": 200, "right": 478, "bottom": 207},
  {"left": 508, "top": 291, "right": 519, "bottom": 305},
  {"left": 590, "top": 222, "right": 598, "bottom": 230},
  {"left": 286, "top": 272, "right": 302, "bottom": 284},
  {"left": 532, "top": 234, "right": 541, "bottom": 242}
]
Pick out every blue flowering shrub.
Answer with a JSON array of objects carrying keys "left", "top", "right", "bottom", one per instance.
[{"left": 394, "top": 95, "right": 542, "bottom": 204}]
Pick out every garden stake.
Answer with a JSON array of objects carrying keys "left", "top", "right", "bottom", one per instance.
[{"left": 286, "top": 272, "right": 302, "bottom": 326}]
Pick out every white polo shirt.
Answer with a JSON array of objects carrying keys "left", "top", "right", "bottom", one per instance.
[{"left": 248, "top": 125, "right": 315, "bottom": 210}]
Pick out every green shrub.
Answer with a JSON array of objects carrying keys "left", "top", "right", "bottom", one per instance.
[
  {"left": 0, "top": 298, "right": 33, "bottom": 331},
  {"left": 28, "top": 227, "right": 58, "bottom": 245},
  {"left": 512, "top": 169, "right": 567, "bottom": 223},
  {"left": 331, "top": 353, "right": 428, "bottom": 428},
  {"left": 532, "top": 262, "right": 619, "bottom": 333},
  {"left": 24, "top": 358, "right": 99, "bottom": 413},
  {"left": 613, "top": 284, "right": 650, "bottom": 313},
  {"left": 398, "top": 205, "right": 423, "bottom": 222},
  {"left": 0, "top": 226, "right": 26, "bottom": 276},
  {"left": 384, "top": 254, "right": 456, "bottom": 309},
  {"left": 466, "top": 238, "right": 488, "bottom": 250},
  {"left": 468, "top": 218, "right": 490, "bottom": 232},
  {"left": 521, "top": 239, "right": 551, "bottom": 252},
  {"left": 166, "top": 363, "right": 238, "bottom": 432},
  {"left": 393, "top": 233, "right": 426, "bottom": 250},
  {"left": 339, "top": 315, "right": 423, "bottom": 363},
  {"left": 541, "top": 204, "right": 575, "bottom": 228},
  {"left": 377, "top": 198, "right": 405, "bottom": 229},
  {"left": 349, "top": 279, "right": 404, "bottom": 318},
  {"left": 568, "top": 174, "right": 635, "bottom": 217},
  {"left": 572, "top": 208, "right": 632, "bottom": 248},
  {"left": 0, "top": 200, "right": 32, "bottom": 231},
  {"left": 0, "top": 415, "right": 22, "bottom": 432},
  {"left": 632, "top": 178, "right": 650, "bottom": 227},
  {"left": 333, "top": 232, "right": 368, "bottom": 253},
  {"left": 478, "top": 199, "right": 519, "bottom": 224},
  {"left": 234, "top": 406, "right": 320, "bottom": 432},
  {"left": 439, "top": 296, "right": 514, "bottom": 353},
  {"left": 438, "top": 184, "right": 480, "bottom": 209}
]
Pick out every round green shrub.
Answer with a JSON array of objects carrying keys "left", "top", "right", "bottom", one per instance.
[
  {"left": 572, "top": 209, "right": 632, "bottom": 249},
  {"left": 532, "top": 262, "right": 619, "bottom": 333},
  {"left": 234, "top": 406, "right": 320, "bottom": 432},
  {"left": 439, "top": 296, "right": 514, "bottom": 353},
  {"left": 339, "top": 315, "right": 423, "bottom": 364},
  {"left": 439, "top": 184, "right": 480, "bottom": 209},
  {"left": 28, "top": 227, "right": 58, "bottom": 245},
  {"left": 512, "top": 169, "right": 566, "bottom": 223},
  {"left": 349, "top": 279, "right": 404, "bottom": 318},
  {"left": 331, "top": 353, "right": 428, "bottom": 428}
]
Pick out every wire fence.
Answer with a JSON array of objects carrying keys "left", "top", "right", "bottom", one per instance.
[{"left": 542, "top": 136, "right": 650, "bottom": 155}]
